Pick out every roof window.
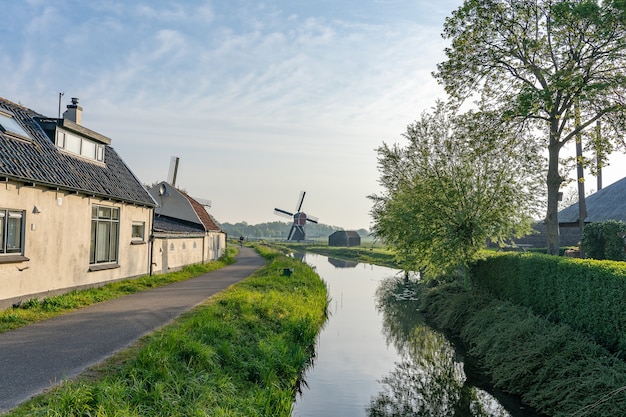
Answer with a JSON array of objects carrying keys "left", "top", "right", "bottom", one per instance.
[{"left": 0, "top": 110, "right": 31, "bottom": 139}]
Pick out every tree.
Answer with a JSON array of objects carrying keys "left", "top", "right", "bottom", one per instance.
[
  {"left": 369, "top": 101, "right": 542, "bottom": 278},
  {"left": 435, "top": 0, "right": 626, "bottom": 255}
]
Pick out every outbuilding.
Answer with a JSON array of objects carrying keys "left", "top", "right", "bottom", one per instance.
[{"left": 328, "top": 230, "right": 361, "bottom": 247}]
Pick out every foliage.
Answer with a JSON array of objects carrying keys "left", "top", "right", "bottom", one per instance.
[
  {"left": 419, "top": 281, "right": 626, "bottom": 417},
  {"left": 581, "top": 220, "right": 626, "bottom": 261},
  {"left": 270, "top": 242, "right": 398, "bottom": 268},
  {"left": 7, "top": 255, "right": 329, "bottom": 417},
  {"left": 369, "top": 101, "right": 541, "bottom": 278},
  {"left": 435, "top": 0, "right": 626, "bottom": 254},
  {"left": 218, "top": 220, "right": 369, "bottom": 240},
  {"left": 0, "top": 249, "right": 237, "bottom": 334},
  {"left": 471, "top": 252, "right": 626, "bottom": 353}
]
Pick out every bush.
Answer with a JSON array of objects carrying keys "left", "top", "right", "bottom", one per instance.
[
  {"left": 581, "top": 220, "right": 626, "bottom": 261},
  {"left": 471, "top": 252, "right": 626, "bottom": 354}
]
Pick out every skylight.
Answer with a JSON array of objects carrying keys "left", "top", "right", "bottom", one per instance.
[{"left": 0, "top": 111, "right": 30, "bottom": 139}]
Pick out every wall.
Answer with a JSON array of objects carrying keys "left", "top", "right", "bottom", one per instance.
[
  {"left": 0, "top": 180, "right": 153, "bottom": 308},
  {"left": 152, "top": 231, "right": 226, "bottom": 274}
]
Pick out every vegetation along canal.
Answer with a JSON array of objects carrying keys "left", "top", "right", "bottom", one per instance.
[{"left": 291, "top": 253, "right": 541, "bottom": 417}]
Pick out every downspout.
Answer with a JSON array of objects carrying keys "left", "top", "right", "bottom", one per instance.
[{"left": 149, "top": 209, "right": 155, "bottom": 276}]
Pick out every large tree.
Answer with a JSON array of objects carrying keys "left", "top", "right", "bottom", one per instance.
[
  {"left": 435, "top": 0, "right": 626, "bottom": 255},
  {"left": 369, "top": 101, "right": 542, "bottom": 278}
]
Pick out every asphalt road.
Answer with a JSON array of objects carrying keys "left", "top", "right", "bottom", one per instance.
[{"left": 0, "top": 246, "right": 264, "bottom": 413}]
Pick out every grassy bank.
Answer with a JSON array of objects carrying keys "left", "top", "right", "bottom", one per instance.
[
  {"left": 6, "top": 250, "right": 328, "bottom": 416},
  {"left": 417, "top": 280, "right": 626, "bottom": 416},
  {"left": 0, "top": 248, "right": 238, "bottom": 334}
]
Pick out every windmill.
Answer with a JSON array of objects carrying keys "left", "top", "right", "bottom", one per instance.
[{"left": 274, "top": 191, "right": 319, "bottom": 241}]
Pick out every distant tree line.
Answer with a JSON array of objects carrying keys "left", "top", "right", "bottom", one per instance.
[{"left": 217, "top": 221, "right": 370, "bottom": 240}]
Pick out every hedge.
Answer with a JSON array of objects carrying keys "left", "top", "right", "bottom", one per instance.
[{"left": 471, "top": 252, "right": 626, "bottom": 354}]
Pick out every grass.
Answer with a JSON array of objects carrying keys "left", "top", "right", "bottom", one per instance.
[
  {"left": 0, "top": 247, "right": 238, "bottom": 334},
  {"left": 5, "top": 250, "right": 329, "bottom": 417},
  {"left": 417, "top": 280, "right": 626, "bottom": 417}
]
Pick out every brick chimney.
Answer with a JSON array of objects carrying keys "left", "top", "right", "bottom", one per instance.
[{"left": 62, "top": 97, "right": 82, "bottom": 125}]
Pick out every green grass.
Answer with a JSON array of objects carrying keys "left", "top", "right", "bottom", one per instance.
[
  {"left": 5, "top": 252, "right": 329, "bottom": 417},
  {"left": 0, "top": 247, "right": 238, "bottom": 334},
  {"left": 417, "top": 280, "right": 626, "bottom": 417}
]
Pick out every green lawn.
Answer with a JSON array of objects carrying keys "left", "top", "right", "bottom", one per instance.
[{"left": 5, "top": 248, "right": 329, "bottom": 417}]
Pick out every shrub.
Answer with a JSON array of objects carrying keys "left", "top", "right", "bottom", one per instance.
[{"left": 581, "top": 220, "right": 626, "bottom": 261}]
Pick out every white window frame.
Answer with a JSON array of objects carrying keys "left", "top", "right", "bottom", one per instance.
[
  {"left": 131, "top": 221, "right": 145, "bottom": 242},
  {"left": 56, "top": 129, "right": 105, "bottom": 162}
]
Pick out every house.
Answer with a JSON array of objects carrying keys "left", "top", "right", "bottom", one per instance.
[
  {"left": 559, "top": 176, "right": 626, "bottom": 225},
  {"left": 147, "top": 181, "right": 226, "bottom": 273},
  {"left": 328, "top": 230, "right": 361, "bottom": 247},
  {"left": 510, "top": 177, "right": 626, "bottom": 250},
  {"left": 0, "top": 97, "right": 156, "bottom": 308}
]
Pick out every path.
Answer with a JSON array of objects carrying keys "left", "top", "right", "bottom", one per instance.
[{"left": 0, "top": 247, "right": 264, "bottom": 413}]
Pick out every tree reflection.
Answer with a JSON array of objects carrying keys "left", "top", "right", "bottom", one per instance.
[{"left": 368, "top": 276, "right": 511, "bottom": 417}]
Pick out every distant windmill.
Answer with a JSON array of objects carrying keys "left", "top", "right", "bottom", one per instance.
[
  {"left": 164, "top": 156, "right": 211, "bottom": 208},
  {"left": 167, "top": 156, "right": 180, "bottom": 186},
  {"left": 274, "top": 191, "right": 319, "bottom": 241}
]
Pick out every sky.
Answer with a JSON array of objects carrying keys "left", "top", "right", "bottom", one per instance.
[{"left": 2, "top": 0, "right": 624, "bottom": 231}]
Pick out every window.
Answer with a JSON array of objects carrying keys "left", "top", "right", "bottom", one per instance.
[
  {"left": 0, "top": 111, "right": 30, "bottom": 139},
  {"left": 0, "top": 209, "right": 24, "bottom": 254},
  {"left": 131, "top": 222, "right": 145, "bottom": 242},
  {"left": 56, "top": 129, "right": 105, "bottom": 162},
  {"left": 90, "top": 205, "right": 119, "bottom": 264}
]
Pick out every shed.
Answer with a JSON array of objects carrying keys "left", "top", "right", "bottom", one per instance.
[{"left": 328, "top": 230, "right": 361, "bottom": 247}]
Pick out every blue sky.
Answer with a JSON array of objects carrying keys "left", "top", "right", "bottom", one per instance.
[{"left": 2, "top": 1, "right": 624, "bottom": 230}]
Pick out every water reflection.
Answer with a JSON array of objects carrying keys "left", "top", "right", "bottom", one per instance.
[
  {"left": 292, "top": 254, "right": 537, "bottom": 417},
  {"left": 369, "top": 276, "right": 511, "bottom": 417},
  {"left": 327, "top": 258, "right": 359, "bottom": 268}
]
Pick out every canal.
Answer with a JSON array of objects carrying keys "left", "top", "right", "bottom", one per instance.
[{"left": 291, "top": 253, "right": 541, "bottom": 417}]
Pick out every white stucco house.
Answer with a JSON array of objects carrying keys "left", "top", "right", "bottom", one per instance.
[
  {"left": 0, "top": 97, "right": 157, "bottom": 308},
  {"left": 147, "top": 181, "right": 226, "bottom": 273}
]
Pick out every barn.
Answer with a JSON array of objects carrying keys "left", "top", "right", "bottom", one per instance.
[{"left": 328, "top": 230, "right": 361, "bottom": 247}]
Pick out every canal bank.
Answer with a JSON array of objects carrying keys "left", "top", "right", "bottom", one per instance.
[
  {"left": 292, "top": 253, "right": 540, "bottom": 417},
  {"left": 291, "top": 245, "right": 626, "bottom": 416},
  {"left": 2, "top": 248, "right": 328, "bottom": 416}
]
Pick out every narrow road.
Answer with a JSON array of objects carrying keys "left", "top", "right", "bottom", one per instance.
[{"left": 0, "top": 247, "right": 264, "bottom": 413}]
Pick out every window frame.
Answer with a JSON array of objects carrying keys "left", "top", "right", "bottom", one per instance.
[
  {"left": 56, "top": 129, "right": 105, "bottom": 162},
  {"left": 90, "top": 205, "right": 120, "bottom": 265},
  {"left": 0, "top": 209, "right": 25, "bottom": 255},
  {"left": 0, "top": 110, "right": 31, "bottom": 140},
  {"left": 131, "top": 221, "right": 146, "bottom": 243}
]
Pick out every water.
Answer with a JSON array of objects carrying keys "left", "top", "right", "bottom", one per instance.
[{"left": 292, "top": 253, "right": 540, "bottom": 417}]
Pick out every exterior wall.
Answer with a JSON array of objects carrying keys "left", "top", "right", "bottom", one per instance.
[
  {"left": 152, "top": 231, "right": 226, "bottom": 274},
  {"left": 0, "top": 180, "right": 153, "bottom": 308}
]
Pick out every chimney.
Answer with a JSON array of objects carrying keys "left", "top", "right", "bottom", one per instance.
[{"left": 62, "top": 97, "right": 83, "bottom": 125}]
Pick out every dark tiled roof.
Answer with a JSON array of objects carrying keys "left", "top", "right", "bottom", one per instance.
[
  {"left": 153, "top": 214, "right": 206, "bottom": 234},
  {"left": 559, "top": 176, "right": 626, "bottom": 224},
  {"left": 0, "top": 97, "right": 155, "bottom": 207}
]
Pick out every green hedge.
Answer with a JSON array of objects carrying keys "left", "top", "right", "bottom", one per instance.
[{"left": 471, "top": 253, "right": 626, "bottom": 354}]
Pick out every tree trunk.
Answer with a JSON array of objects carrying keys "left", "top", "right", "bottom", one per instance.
[
  {"left": 546, "top": 126, "right": 563, "bottom": 255},
  {"left": 575, "top": 104, "right": 587, "bottom": 257},
  {"left": 596, "top": 120, "right": 603, "bottom": 191}
]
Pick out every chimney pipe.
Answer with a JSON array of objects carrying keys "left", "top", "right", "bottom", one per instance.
[{"left": 63, "top": 97, "right": 83, "bottom": 125}]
